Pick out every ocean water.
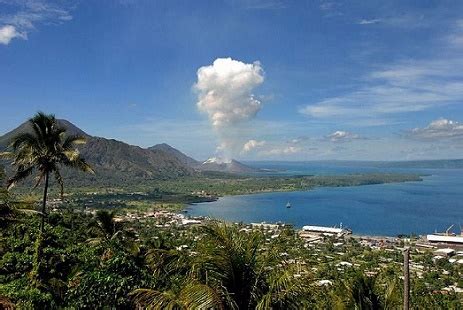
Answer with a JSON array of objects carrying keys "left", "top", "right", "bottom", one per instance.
[{"left": 186, "top": 162, "right": 463, "bottom": 236}]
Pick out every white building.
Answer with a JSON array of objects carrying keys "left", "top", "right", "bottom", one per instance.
[
  {"left": 302, "top": 225, "right": 350, "bottom": 237},
  {"left": 427, "top": 234, "right": 463, "bottom": 245}
]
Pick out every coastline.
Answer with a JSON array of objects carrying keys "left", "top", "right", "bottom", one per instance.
[
  {"left": 182, "top": 172, "right": 460, "bottom": 237},
  {"left": 189, "top": 172, "right": 425, "bottom": 202}
]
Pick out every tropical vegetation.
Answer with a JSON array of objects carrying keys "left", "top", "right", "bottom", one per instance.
[{"left": 1, "top": 197, "right": 462, "bottom": 308}]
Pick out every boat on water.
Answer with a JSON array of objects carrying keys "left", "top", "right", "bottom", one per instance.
[{"left": 286, "top": 202, "right": 291, "bottom": 208}]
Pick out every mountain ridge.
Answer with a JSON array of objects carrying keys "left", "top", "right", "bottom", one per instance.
[
  {"left": 148, "top": 143, "right": 199, "bottom": 167},
  {"left": 0, "top": 119, "right": 262, "bottom": 186},
  {"left": 0, "top": 119, "right": 195, "bottom": 185}
]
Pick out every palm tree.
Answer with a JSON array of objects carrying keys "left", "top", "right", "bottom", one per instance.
[
  {"left": 193, "top": 222, "right": 265, "bottom": 309},
  {"left": 93, "top": 210, "right": 118, "bottom": 240},
  {"left": 1, "top": 112, "right": 93, "bottom": 284},
  {"left": 2, "top": 112, "right": 93, "bottom": 233},
  {"left": 133, "top": 222, "right": 311, "bottom": 309},
  {"left": 0, "top": 165, "right": 14, "bottom": 228},
  {"left": 343, "top": 272, "right": 382, "bottom": 310},
  {"left": 131, "top": 281, "right": 223, "bottom": 309}
]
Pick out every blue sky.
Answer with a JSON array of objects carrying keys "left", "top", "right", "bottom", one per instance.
[{"left": 1, "top": 0, "right": 463, "bottom": 161}]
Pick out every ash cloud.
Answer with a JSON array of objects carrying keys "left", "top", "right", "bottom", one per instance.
[{"left": 195, "top": 57, "right": 265, "bottom": 158}]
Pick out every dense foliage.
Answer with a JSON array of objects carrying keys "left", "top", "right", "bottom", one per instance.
[{"left": 1, "top": 193, "right": 462, "bottom": 309}]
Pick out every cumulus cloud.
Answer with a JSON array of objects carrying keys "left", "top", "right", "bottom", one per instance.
[
  {"left": 327, "top": 130, "right": 359, "bottom": 142},
  {"left": 195, "top": 57, "right": 264, "bottom": 127},
  {"left": 0, "top": 0, "right": 73, "bottom": 45},
  {"left": 241, "top": 139, "right": 266, "bottom": 153},
  {"left": 195, "top": 57, "right": 265, "bottom": 158},
  {"left": 0, "top": 25, "right": 25, "bottom": 45},
  {"left": 408, "top": 118, "right": 463, "bottom": 140}
]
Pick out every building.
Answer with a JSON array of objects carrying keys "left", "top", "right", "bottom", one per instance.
[
  {"left": 433, "top": 248, "right": 455, "bottom": 257},
  {"left": 302, "top": 225, "right": 351, "bottom": 237},
  {"left": 427, "top": 234, "right": 463, "bottom": 245}
]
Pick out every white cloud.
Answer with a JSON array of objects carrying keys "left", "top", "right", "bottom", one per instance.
[
  {"left": 300, "top": 20, "right": 463, "bottom": 125},
  {"left": 195, "top": 57, "right": 264, "bottom": 128},
  {"left": 409, "top": 118, "right": 463, "bottom": 140},
  {"left": 115, "top": 117, "right": 461, "bottom": 161},
  {"left": 357, "top": 19, "right": 381, "bottom": 25},
  {"left": 241, "top": 139, "right": 266, "bottom": 153},
  {"left": 0, "top": 25, "right": 25, "bottom": 44},
  {"left": 300, "top": 56, "right": 463, "bottom": 120},
  {"left": 300, "top": 58, "right": 463, "bottom": 123},
  {"left": 195, "top": 57, "right": 265, "bottom": 158},
  {"left": 0, "top": 0, "right": 73, "bottom": 45},
  {"left": 327, "top": 130, "right": 359, "bottom": 142},
  {"left": 355, "top": 12, "right": 429, "bottom": 28}
]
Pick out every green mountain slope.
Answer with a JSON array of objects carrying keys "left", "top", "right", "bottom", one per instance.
[
  {"left": 148, "top": 143, "right": 199, "bottom": 167},
  {"left": 0, "top": 119, "right": 194, "bottom": 185}
]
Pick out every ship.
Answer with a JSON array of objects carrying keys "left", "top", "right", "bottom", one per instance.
[{"left": 286, "top": 202, "right": 291, "bottom": 208}]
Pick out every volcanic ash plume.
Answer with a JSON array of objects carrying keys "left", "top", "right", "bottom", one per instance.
[{"left": 195, "top": 57, "right": 264, "bottom": 158}]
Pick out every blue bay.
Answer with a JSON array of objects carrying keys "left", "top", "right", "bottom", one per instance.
[{"left": 187, "top": 162, "right": 463, "bottom": 237}]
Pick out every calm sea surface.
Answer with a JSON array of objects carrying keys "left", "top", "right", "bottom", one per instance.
[{"left": 186, "top": 162, "right": 463, "bottom": 236}]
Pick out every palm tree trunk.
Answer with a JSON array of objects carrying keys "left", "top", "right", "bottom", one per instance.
[
  {"left": 40, "top": 171, "right": 49, "bottom": 233},
  {"left": 32, "top": 171, "right": 49, "bottom": 286}
]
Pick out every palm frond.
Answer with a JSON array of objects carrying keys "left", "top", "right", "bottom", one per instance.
[
  {"left": 86, "top": 237, "right": 104, "bottom": 245},
  {"left": 110, "top": 230, "right": 124, "bottom": 241},
  {"left": 10, "top": 146, "right": 34, "bottom": 165},
  {"left": 62, "top": 134, "right": 87, "bottom": 150},
  {"left": 9, "top": 132, "right": 39, "bottom": 151},
  {"left": 29, "top": 112, "right": 50, "bottom": 142},
  {"left": 7, "top": 165, "right": 34, "bottom": 190},
  {"left": 193, "top": 222, "right": 266, "bottom": 308},
  {"left": 145, "top": 247, "right": 190, "bottom": 280},
  {"left": 95, "top": 210, "right": 116, "bottom": 238},
  {"left": 131, "top": 282, "right": 224, "bottom": 310},
  {"left": 257, "top": 267, "right": 310, "bottom": 309},
  {"left": 61, "top": 155, "right": 94, "bottom": 174},
  {"left": 383, "top": 279, "right": 401, "bottom": 309},
  {"left": 0, "top": 151, "right": 13, "bottom": 159},
  {"left": 17, "top": 208, "right": 45, "bottom": 216},
  {"left": 131, "top": 289, "right": 182, "bottom": 309},
  {"left": 180, "top": 282, "right": 224, "bottom": 309}
]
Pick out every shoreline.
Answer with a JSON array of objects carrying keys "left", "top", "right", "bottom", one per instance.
[
  {"left": 182, "top": 174, "right": 454, "bottom": 238},
  {"left": 190, "top": 173, "right": 426, "bottom": 202}
]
